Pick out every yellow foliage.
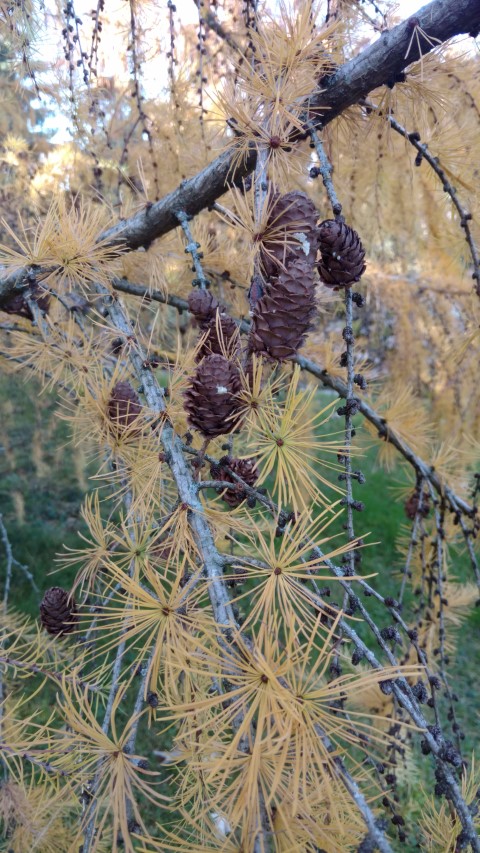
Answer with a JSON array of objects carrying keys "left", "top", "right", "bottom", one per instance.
[{"left": 0, "top": 1, "right": 479, "bottom": 850}]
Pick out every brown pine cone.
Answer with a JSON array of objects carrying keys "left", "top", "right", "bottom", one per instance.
[
  {"left": 404, "top": 490, "right": 431, "bottom": 520},
  {"left": 196, "top": 310, "right": 239, "bottom": 361},
  {"left": 188, "top": 288, "right": 220, "bottom": 328},
  {"left": 317, "top": 220, "right": 366, "bottom": 287},
  {"left": 184, "top": 354, "right": 242, "bottom": 437},
  {"left": 107, "top": 381, "right": 142, "bottom": 429},
  {"left": 40, "top": 587, "right": 78, "bottom": 636},
  {"left": 261, "top": 191, "right": 319, "bottom": 278},
  {"left": 2, "top": 283, "right": 51, "bottom": 320},
  {"left": 249, "top": 256, "right": 316, "bottom": 360},
  {"left": 211, "top": 456, "right": 258, "bottom": 508}
]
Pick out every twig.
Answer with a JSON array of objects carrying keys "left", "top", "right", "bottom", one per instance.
[
  {"left": 0, "top": 514, "right": 39, "bottom": 601},
  {"left": 200, "top": 4, "right": 241, "bottom": 55},
  {"left": 175, "top": 211, "right": 210, "bottom": 289},
  {"left": 0, "top": 514, "right": 13, "bottom": 615},
  {"left": 306, "top": 551, "right": 480, "bottom": 850},
  {"left": 0, "top": 655, "right": 103, "bottom": 694},
  {"left": 369, "top": 107, "right": 480, "bottom": 295},
  {"left": 82, "top": 478, "right": 138, "bottom": 852},
  {"left": 307, "top": 122, "right": 343, "bottom": 217},
  {"left": 294, "top": 352, "right": 475, "bottom": 518},
  {"left": 0, "top": 741, "right": 70, "bottom": 778}
]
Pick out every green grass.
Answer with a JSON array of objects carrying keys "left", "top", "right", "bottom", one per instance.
[{"left": 0, "top": 373, "right": 92, "bottom": 616}]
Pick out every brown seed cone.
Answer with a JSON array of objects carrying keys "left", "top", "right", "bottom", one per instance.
[
  {"left": 40, "top": 587, "right": 78, "bottom": 636},
  {"left": 317, "top": 220, "right": 366, "bottom": 287},
  {"left": 260, "top": 191, "right": 319, "bottom": 278},
  {"left": 188, "top": 288, "right": 220, "bottom": 328},
  {"left": 196, "top": 310, "right": 239, "bottom": 361},
  {"left": 107, "top": 381, "right": 142, "bottom": 429},
  {"left": 184, "top": 354, "right": 242, "bottom": 438},
  {"left": 404, "top": 490, "right": 431, "bottom": 521},
  {"left": 249, "top": 256, "right": 316, "bottom": 361},
  {"left": 211, "top": 456, "right": 258, "bottom": 508},
  {"left": 2, "top": 283, "right": 51, "bottom": 320}
]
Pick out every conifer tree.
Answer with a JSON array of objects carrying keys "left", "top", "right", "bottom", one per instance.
[{"left": 0, "top": 0, "right": 480, "bottom": 850}]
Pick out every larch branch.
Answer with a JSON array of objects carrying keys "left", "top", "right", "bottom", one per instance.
[
  {"left": 109, "top": 276, "right": 477, "bottom": 519},
  {"left": 1, "top": 0, "right": 479, "bottom": 306}
]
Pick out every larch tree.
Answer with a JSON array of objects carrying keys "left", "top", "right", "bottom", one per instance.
[{"left": 0, "top": 0, "right": 479, "bottom": 850}]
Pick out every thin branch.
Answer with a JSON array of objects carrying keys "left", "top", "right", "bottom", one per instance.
[
  {"left": 307, "top": 123, "right": 343, "bottom": 218},
  {"left": 0, "top": 514, "right": 13, "bottom": 615},
  {"left": 399, "top": 482, "right": 425, "bottom": 604},
  {"left": 0, "top": 654, "right": 103, "bottom": 693},
  {"left": 294, "top": 352, "right": 475, "bottom": 518},
  {"left": 372, "top": 108, "right": 480, "bottom": 294},
  {"left": 0, "top": 742, "right": 70, "bottom": 778},
  {"left": 0, "top": 514, "right": 39, "bottom": 601},
  {"left": 200, "top": 4, "right": 242, "bottom": 55},
  {"left": 176, "top": 211, "right": 210, "bottom": 289},
  {"left": 306, "top": 549, "right": 480, "bottom": 851}
]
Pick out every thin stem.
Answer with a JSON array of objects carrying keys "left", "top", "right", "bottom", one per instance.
[
  {"left": 176, "top": 210, "right": 210, "bottom": 289},
  {"left": 0, "top": 514, "right": 13, "bottom": 615},
  {"left": 363, "top": 104, "right": 480, "bottom": 295},
  {"left": 307, "top": 122, "right": 343, "bottom": 218},
  {"left": 399, "top": 481, "right": 424, "bottom": 604}
]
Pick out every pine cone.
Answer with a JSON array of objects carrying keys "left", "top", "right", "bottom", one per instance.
[
  {"left": 404, "top": 490, "right": 430, "bottom": 520},
  {"left": 196, "top": 310, "right": 239, "bottom": 361},
  {"left": 184, "top": 354, "right": 242, "bottom": 437},
  {"left": 188, "top": 288, "right": 220, "bottom": 328},
  {"left": 2, "top": 283, "right": 51, "bottom": 320},
  {"left": 211, "top": 456, "right": 258, "bottom": 508},
  {"left": 249, "top": 256, "right": 316, "bottom": 360},
  {"left": 261, "top": 191, "right": 319, "bottom": 278},
  {"left": 317, "top": 220, "right": 366, "bottom": 287},
  {"left": 40, "top": 587, "right": 78, "bottom": 635},
  {"left": 107, "top": 381, "right": 142, "bottom": 429}
]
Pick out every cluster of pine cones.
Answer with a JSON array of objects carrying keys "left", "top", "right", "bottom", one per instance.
[
  {"left": 184, "top": 190, "right": 365, "bottom": 440},
  {"left": 250, "top": 191, "right": 365, "bottom": 360},
  {"left": 36, "top": 196, "right": 365, "bottom": 628}
]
